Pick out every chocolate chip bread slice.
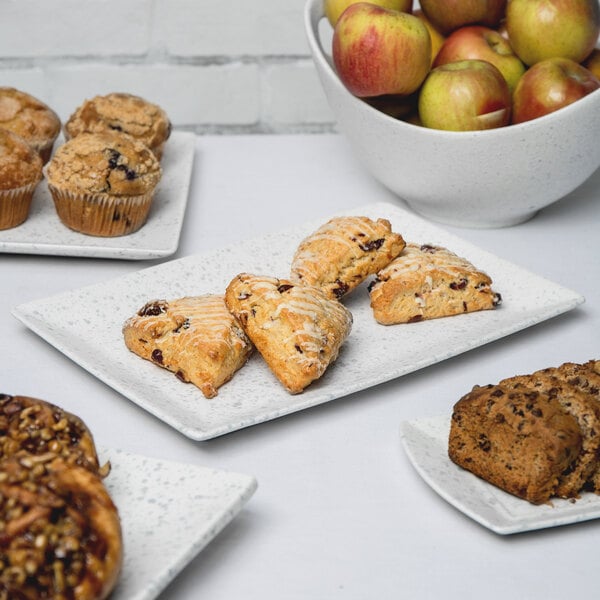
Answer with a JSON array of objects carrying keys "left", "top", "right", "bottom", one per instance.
[
  {"left": 499, "top": 371, "right": 600, "bottom": 499},
  {"left": 369, "top": 243, "right": 501, "bottom": 325},
  {"left": 225, "top": 273, "right": 353, "bottom": 394},
  {"left": 290, "top": 216, "right": 405, "bottom": 300},
  {"left": 449, "top": 384, "right": 582, "bottom": 504},
  {"left": 123, "top": 295, "right": 253, "bottom": 398}
]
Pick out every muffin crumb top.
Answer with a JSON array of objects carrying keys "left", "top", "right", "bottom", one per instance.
[
  {"left": 0, "top": 128, "right": 43, "bottom": 190},
  {"left": 46, "top": 131, "right": 162, "bottom": 196}
]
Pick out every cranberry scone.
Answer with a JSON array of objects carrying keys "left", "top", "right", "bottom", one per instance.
[
  {"left": 369, "top": 243, "right": 502, "bottom": 325},
  {"left": 225, "top": 273, "right": 353, "bottom": 394},
  {"left": 290, "top": 216, "right": 405, "bottom": 300},
  {"left": 0, "top": 455, "right": 123, "bottom": 600},
  {"left": 123, "top": 295, "right": 253, "bottom": 398},
  {"left": 0, "top": 394, "right": 102, "bottom": 476}
]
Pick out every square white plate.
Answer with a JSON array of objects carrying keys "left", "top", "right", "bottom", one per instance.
[
  {"left": 103, "top": 448, "right": 257, "bottom": 599},
  {"left": 0, "top": 131, "right": 195, "bottom": 260},
  {"left": 400, "top": 415, "right": 600, "bottom": 534},
  {"left": 12, "top": 201, "right": 584, "bottom": 440}
]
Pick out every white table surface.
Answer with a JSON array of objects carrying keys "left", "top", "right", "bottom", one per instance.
[{"left": 2, "top": 133, "right": 599, "bottom": 599}]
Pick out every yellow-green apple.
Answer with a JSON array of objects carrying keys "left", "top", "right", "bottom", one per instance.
[
  {"left": 414, "top": 9, "right": 446, "bottom": 64},
  {"left": 419, "top": 0, "right": 507, "bottom": 35},
  {"left": 418, "top": 59, "right": 511, "bottom": 130},
  {"left": 512, "top": 57, "right": 600, "bottom": 123},
  {"left": 325, "top": 0, "right": 413, "bottom": 27},
  {"left": 583, "top": 48, "right": 600, "bottom": 79},
  {"left": 433, "top": 25, "right": 526, "bottom": 92},
  {"left": 506, "top": 0, "right": 600, "bottom": 66},
  {"left": 333, "top": 3, "right": 432, "bottom": 97}
]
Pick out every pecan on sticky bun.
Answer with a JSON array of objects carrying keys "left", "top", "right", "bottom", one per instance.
[
  {"left": 0, "top": 454, "right": 123, "bottom": 600},
  {"left": 0, "top": 395, "right": 106, "bottom": 477}
]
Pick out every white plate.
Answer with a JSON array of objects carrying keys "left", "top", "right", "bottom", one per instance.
[
  {"left": 0, "top": 131, "right": 195, "bottom": 260},
  {"left": 400, "top": 415, "right": 600, "bottom": 534},
  {"left": 103, "top": 448, "right": 257, "bottom": 599},
  {"left": 12, "top": 201, "right": 584, "bottom": 440}
]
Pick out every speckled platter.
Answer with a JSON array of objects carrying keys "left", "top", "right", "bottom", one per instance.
[
  {"left": 12, "top": 201, "right": 583, "bottom": 440},
  {"left": 0, "top": 131, "right": 195, "bottom": 260},
  {"left": 102, "top": 448, "right": 257, "bottom": 599},
  {"left": 400, "top": 416, "right": 600, "bottom": 534}
]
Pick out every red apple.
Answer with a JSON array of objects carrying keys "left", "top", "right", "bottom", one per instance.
[
  {"left": 583, "top": 48, "right": 600, "bottom": 79},
  {"left": 418, "top": 59, "right": 511, "bottom": 130},
  {"left": 325, "top": 0, "right": 413, "bottom": 27},
  {"left": 414, "top": 9, "right": 446, "bottom": 64},
  {"left": 434, "top": 25, "right": 526, "bottom": 92},
  {"left": 419, "top": 0, "right": 507, "bottom": 35},
  {"left": 512, "top": 57, "right": 600, "bottom": 123},
  {"left": 333, "top": 3, "right": 432, "bottom": 97},
  {"left": 506, "top": 0, "right": 600, "bottom": 66}
]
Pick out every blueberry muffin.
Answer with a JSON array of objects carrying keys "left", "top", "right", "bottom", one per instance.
[
  {"left": 0, "top": 87, "right": 61, "bottom": 163},
  {"left": 64, "top": 93, "right": 171, "bottom": 159},
  {"left": 0, "top": 128, "right": 43, "bottom": 230},
  {"left": 45, "top": 131, "right": 162, "bottom": 237}
]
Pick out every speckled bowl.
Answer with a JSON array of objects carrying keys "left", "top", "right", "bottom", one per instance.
[{"left": 304, "top": 0, "right": 600, "bottom": 228}]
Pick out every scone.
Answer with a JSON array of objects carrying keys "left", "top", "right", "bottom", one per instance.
[
  {"left": 123, "top": 295, "right": 253, "bottom": 398},
  {"left": 225, "top": 273, "right": 353, "bottom": 394},
  {"left": 0, "top": 128, "right": 43, "bottom": 230},
  {"left": 45, "top": 131, "right": 162, "bottom": 236},
  {"left": 448, "top": 383, "right": 583, "bottom": 504},
  {"left": 369, "top": 243, "right": 502, "bottom": 324},
  {"left": 0, "top": 87, "right": 61, "bottom": 162},
  {"left": 290, "top": 216, "right": 405, "bottom": 300},
  {"left": 64, "top": 93, "right": 171, "bottom": 159},
  {"left": 0, "top": 455, "right": 122, "bottom": 600},
  {"left": 0, "top": 394, "right": 103, "bottom": 475}
]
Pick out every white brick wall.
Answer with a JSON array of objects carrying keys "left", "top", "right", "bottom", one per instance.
[{"left": 0, "top": 0, "right": 335, "bottom": 133}]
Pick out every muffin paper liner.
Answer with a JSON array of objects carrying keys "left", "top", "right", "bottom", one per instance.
[
  {"left": 48, "top": 185, "right": 154, "bottom": 237},
  {"left": 0, "top": 180, "right": 40, "bottom": 230}
]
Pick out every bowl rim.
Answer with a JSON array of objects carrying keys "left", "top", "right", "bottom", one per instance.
[{"left": 303, "top": 0, "right": 600, "bottom": 139}]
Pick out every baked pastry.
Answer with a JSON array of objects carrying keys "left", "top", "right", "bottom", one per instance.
[
  {"left": 45, "top": 131, "right": 162, "bottom": 237},
  {"left": 64, "top": 93, "right": 171, "bottom": 159},
  {"left": 0, "top": 87, "right": 61, "bottom": 162},
  {"left": 0, "top": 455, "right": 122, "bottom": 600},
  {"left": 290, "top": 216, "right": 405, "bottom": 300},
  {"left": 225, "top": 273, "right": 353, "bottom": 394},
  {"left": 369, "top": 243, "right": 501, "bottom": 325},
  {"left": 0, "top": 129, "right": 43, "bottom": 230},
  {"left": 448, "top": 383, "right": 583, "bottom": 504},
  {"left": 0, "top": 394, "right": 103, "bottom": 476},
  {"left": 123, "top": 295, "right": 253, "bottom": 398}
]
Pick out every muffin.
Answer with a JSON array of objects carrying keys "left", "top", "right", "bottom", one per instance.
[
  {"left": 0, "top": 87, "right": 61, "bottom": 163},
  {"left": 0, "top": 128, "right": 43, "bottom": 230},
  {"left": 64, "top": 92, "right": 171, "bottom": 159},
  {"left": 45, "top": 131, "right": 162, "bottom": 237}
]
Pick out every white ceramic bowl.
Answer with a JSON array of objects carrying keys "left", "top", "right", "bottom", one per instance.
[{"left": 304, "top": 0, "right": 600, "bottom": 228}]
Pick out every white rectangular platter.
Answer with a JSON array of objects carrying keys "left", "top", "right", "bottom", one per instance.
[
  {"left": 12, "top": 201, "right": 584, "bottom": 440},
  {"left": 399, "top": 415, "right": 600, "bottom": 534},
  {"left": 102, "top": 449, "right": 257, "bottom": 599},
  {"left": 0, "top": 131, "right": 195, "bottom": 260}
]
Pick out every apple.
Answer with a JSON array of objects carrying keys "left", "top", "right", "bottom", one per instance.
[
  {"left": 325, "top": 0, "right": 413, "bottom": 27},
  {"left": 333, "top": 3, "right": 432, "bottom": 97},
  {"left": 506, "top": 0, "right": 600, "bottom": 66},
  {"left": 433, "top": 25, "right": 526, "bottom": 92},
  {"left": 419, "top": 0, "right": 507, "bottom": 35},
  {"left": 418, "top": 59, "right": 511, "bottom": 130},
  {"left": 512, "top": 57, "right": 600, "bottom": 123},
  {"left": 414, "top": 9, "right": 446, "bottom": 64},
  {"left": 583, "top": 48, "right": 600, "bottom": 79}
]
